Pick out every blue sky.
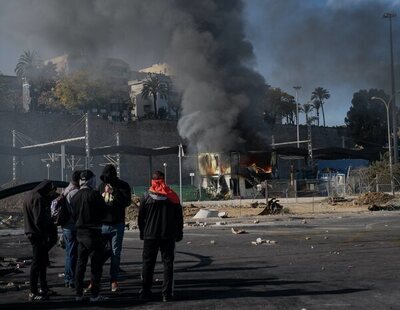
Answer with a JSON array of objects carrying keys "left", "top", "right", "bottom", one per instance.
[{"left": 244, "top": 0, "right": 400, "bottom": 126}]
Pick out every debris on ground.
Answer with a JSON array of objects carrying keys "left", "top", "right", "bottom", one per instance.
[
  {"left": 353, "top": 192, "right": 394, "bottom": 206},
  {"left": 258, "top": 198, "right": 284, "bottom": 215},
  {"left": 193, "top": 209, "right": 219, "bottom": 219},
  {"left": 218, "top": 211, "right": 228, "bottom": 218},
  {"left": 231, "top": 227, "right": 246, "bottom": 234},
  {"left": 328, "top": 196, "right": 348, "bottom": 205},
  {"left": 0, "top": 281, "right": 28, "bottom": 292},
  {"left": 184, "top": 204, "right": 200, "bottom": 218},
  {"left": 251, "top": 238, "right": 277, "bottom": 245}
]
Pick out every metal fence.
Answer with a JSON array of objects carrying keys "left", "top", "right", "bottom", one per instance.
[{"left": 131, "top": 173, "right": 399, "bottom": 203}]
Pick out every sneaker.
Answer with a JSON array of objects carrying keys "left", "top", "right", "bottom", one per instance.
[
  {"left": 138, "top": 290, "right": 152, "bottom": 302},
  {"left": 111, "top": 281, "right": 120, "bottom": 292},
  {"left": 89, "top": 295, "right": 109, "bottom": 302},
  {"left": 162, "top": 295, "right": 173, "bottom": 302},
  {"left": 83, "top": 282, "right": 92, "bottom": 294},
  {"left": 28, "top": 292, "right": 47, "bottom": 301},
  {"left": 39, "top": 288, "right": 58, "bottom": 296},
  {"left": 75, "top": 295, "right": 85, "bottom": 302},
  {"left": 65, "top": 282, "right": 75, "bottom": 289}
]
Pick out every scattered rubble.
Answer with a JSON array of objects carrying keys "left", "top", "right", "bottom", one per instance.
[
  {"left": 353, "top": 192, "right": 394, "bottom": 206},
  {"left": 251, "top": 238, "right": 277, "bottom": 245},
  {"left": 193, "top": 209, "right": 219, "bottom": 219},
  {"left": 231, "top": 227, "right": 246, "bottom": 234}
]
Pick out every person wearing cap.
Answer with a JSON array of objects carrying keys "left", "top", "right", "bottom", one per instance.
[
  {"left": 98, "top": 164, "right": 131, "bottom": 292},
  {"left": 71, "top": 170, "right": 107, "bottom": 302},
  {"left": 23, "top": 180, "right": 57, "bottom": 301},
  {"left": 138, "top": 170, "right": 183, "bottom": 302},
  {"left": 61, "top": 170, "right": 81, "bottom": 289}
]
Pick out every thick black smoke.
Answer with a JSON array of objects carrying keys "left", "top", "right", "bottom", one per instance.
[
  {"left": 0, "top": 0, "right": 269, "bottom": 152},
  {"left": 0, "top": 0, "right": 176, "bottom": 69},
  {"left": 167, "top": 0, "right": 268, "bottom": 152}
]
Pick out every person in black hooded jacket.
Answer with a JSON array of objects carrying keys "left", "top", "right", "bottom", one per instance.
[
  {"left": 71, "top": 170, "right": 107, "bottom": 302},
  {"left": 98, "top": 164, "right": 131, "bottom": 292},
  {"left": 138, "top": 170, "right": 183, "bottom": 302},
  {"left": 23, "top": 180, "right": 57, "bottom": 301}
]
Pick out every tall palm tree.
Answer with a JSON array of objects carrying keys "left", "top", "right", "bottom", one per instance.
[
  {"left": 141, "top": 74, "right": 168, "bottom": 118},
  {"left": 311, "top": 87, "right": 330, "bottom": 127},
  {"left": 15, "top": 50, "right": 41, "bottom": 81},
  {"left": 301, "top": 102, "right": 314, "bottom": 125},
  {"left": 15, "top": 51, "right": 43, "bottom": 110}
]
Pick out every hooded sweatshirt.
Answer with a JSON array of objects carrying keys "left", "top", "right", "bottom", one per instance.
[
  {"left": 61, "top": 181, "right": 80, "bottom": 229},
  {"left": 23, "top": 180, "right": 55, "bottom": 237},
  {"left": 98, "top": 165, "right": 131, "bottom": 225},
  {"left": 71, "top": 177, "right": 106, "bottom": 231}
]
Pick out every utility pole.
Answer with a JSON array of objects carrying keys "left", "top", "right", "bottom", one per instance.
[
  {"left": 85, "top": 112, "right": 90, "bottom": 169},
  {"left": 116, "top": 132, "right": 120, "bottom": 177},
  {"left": 383, "top": 12, "right": 398, "bottom": 163},
  {"left": 12, "top": 130, "right": 16, "bottom": 182},
  {"left": 293, "top": 86, "right": 302, "bottom": 148}
]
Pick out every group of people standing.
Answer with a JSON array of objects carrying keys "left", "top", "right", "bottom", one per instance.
[{"left": 23, "top": 164, "right": 184, "bottom": 303}]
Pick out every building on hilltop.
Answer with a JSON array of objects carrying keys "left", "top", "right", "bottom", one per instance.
[{"left": 129, "top": 63, "right": 180, "bottom": 120}]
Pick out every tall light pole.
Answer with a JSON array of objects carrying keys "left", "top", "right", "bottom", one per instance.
[
  {"left": 293, "top": 86, "right": 302, "bottom": 148},
  {"left": 163, "top": 162, "right": 167, "bottom": 184},
  {"left": 383, "top": 12, "right": 398, "bottom": 163},
  {"left": 372, "top": 95, "right": 395, "bottom": 194},
  {"left": 46, "top": 163, "right": 51, "bottom": 179}
]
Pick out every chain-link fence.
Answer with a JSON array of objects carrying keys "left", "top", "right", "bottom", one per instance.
[{"left": 131, "top": 173, "right": 400, "bottom": 203}]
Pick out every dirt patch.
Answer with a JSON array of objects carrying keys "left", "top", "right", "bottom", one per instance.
[{"left": 352, "top": 192, "right": 394, "bottom": 206}]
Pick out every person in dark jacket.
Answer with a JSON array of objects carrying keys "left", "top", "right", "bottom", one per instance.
[
  {"left": 138, "top": 170, "right": 183, "bottom": 302},
  {"left": 61, "top": 170, "right": 81, "bottom": 288},
  {"left": 71, "top": 170, "right": 107, "bottom": 302},
  {"left": 23, "top": 180, "right": 57, "bottom": 301},
  {"left": 98, "top": 164, "right": 131, "bottom": 292}
]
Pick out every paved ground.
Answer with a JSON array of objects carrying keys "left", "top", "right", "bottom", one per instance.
[{"left": 0, "top": 211, "right": 399, "bottom": 309}]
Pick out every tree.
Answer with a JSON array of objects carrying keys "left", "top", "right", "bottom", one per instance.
[
  {"left": 15, "top": 51, "right": 57, "bottom": 111},
  {"left": 300, "top": 102, "right": 314, "bottom": 125},
  {"left": 141, "top": 74, "right": 168, "bottom": 118},
  {"left": 263, "top": 87, "right": 296, "bottom": 124},
  {"left": 54, "top": 71, "right": 111, "bottom": 111},
  {"left": 345, "top": 89, "right": 388, "bottom": 147},
  {"left": 311, "top": 87, "right": 330, "bottom": 126}
]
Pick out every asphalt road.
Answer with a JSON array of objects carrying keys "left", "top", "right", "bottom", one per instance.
[{"left": 0, "top": 212, "right": 399, "bottom": 309}]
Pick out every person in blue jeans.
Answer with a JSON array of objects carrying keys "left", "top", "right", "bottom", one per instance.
[
  {"left": 62, "top": 170, "right": 81, "bottom": 288},
  {"left": 98, "top": 164, "right": 131, "bottom": 292}
]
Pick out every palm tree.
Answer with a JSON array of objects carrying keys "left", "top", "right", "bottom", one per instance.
[
  {"left": 301, "top": 102, "right": 314, "bottom": 125},
  {"left": 141, "top": 74, "right": 168, "bottom": 118},
  {"left": 311, "top": 87, "right": 330, "bottom": 126},
  {"left": 15, "top": 51, "right": 43, "bottom": 110},
  {"left": 15, "top": 50, "right": 41, "bottom": 81}
]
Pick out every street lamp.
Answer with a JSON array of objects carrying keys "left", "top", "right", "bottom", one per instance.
[
  {"left": 372, "top": 95, "right": 395, "bottom": 194},
  {"left": 383, "top": 12, "right": 397, "bottom": 163},
  {"left": 46, "top": 163, "right": 50, "bottom": 179},
  {"left": 293, "top": 86, "right": 302, "bottom": 148},
  {"left": 163, "top": 162, "right": 167, "bottom": 184},
  {"left": 189, "top": 172, "right": 195, "bottom": 186}
]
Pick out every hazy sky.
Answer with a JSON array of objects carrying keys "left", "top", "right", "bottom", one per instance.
[{"left": 0, "top": 0, "right": 399, "bottom": 127}]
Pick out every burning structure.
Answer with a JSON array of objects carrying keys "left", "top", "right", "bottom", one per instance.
[{"left": 198, "top": 151, "right": 273, "bottom": 198}]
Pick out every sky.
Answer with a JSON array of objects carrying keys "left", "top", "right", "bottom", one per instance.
[{"left": 0, "top": 0, "right": 399, "bottom": 128}]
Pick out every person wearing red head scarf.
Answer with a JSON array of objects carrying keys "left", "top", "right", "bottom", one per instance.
[{"left": 138, "top": 170, "right": 183, "bottom": 303}]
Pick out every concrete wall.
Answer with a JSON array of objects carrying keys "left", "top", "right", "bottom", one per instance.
[{"left": 0, "top": 111, "right": 353, "bottom": 188}]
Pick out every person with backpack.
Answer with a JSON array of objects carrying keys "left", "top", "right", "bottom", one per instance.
[
  {"left": 71, "top": 170, "right": 107, "bottom": 302},
  {"left": 61, "top": 170, "right": 81, "bottom": 289},
  {"left": 23, "top": 180, "right": 57, "bottom": 301},
  {"left": 138, "top": 170, "right": 183, "bottom": 302}
]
